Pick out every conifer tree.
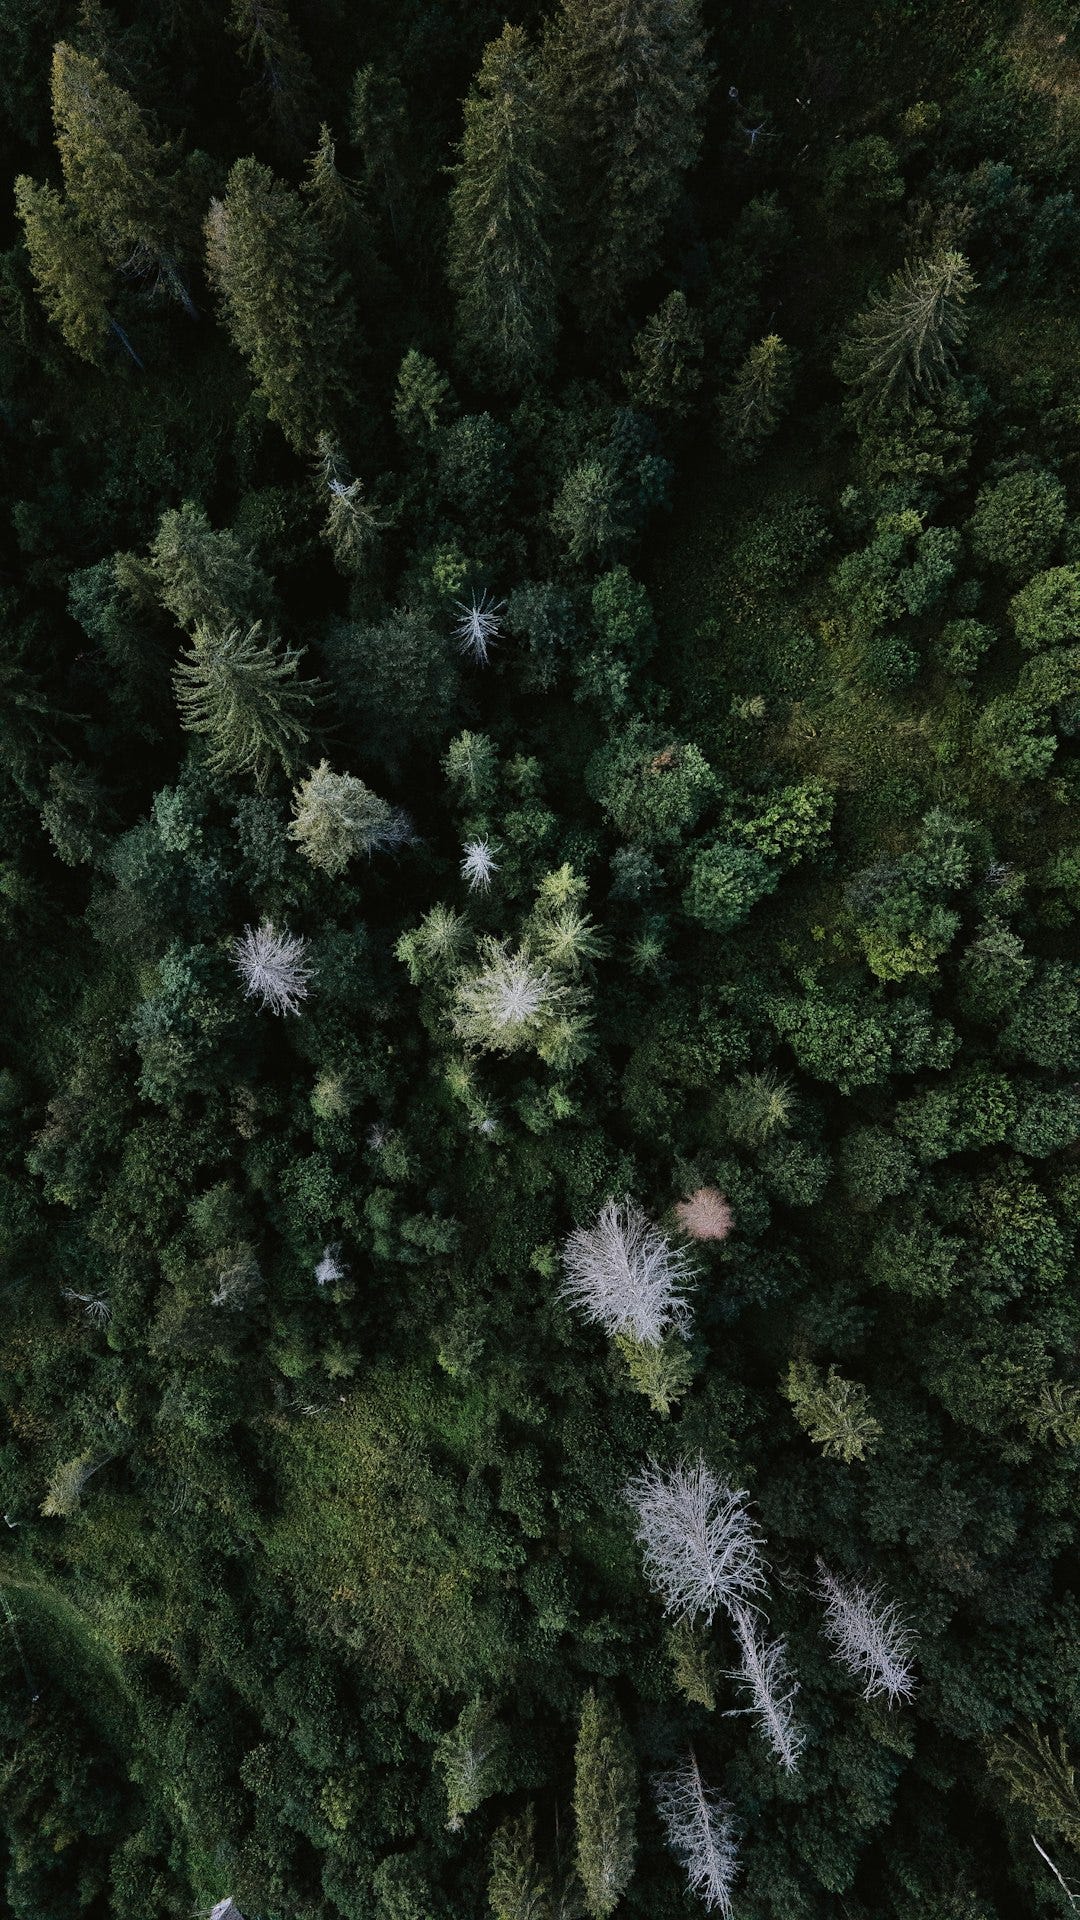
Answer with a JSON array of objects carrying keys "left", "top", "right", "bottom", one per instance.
[
  {"left": 543, "top": 0, "right": 708, "bottom": 323},
  {"left": 625, "top": 291, "right": 704, "bottom": 419},
  {"left": 50, "top": 43, "right": 194, "bottom": 311},
  {"left": 289, "top": 761, "right": 404, "bottom": 874},
  {"left": 173, "top": 622, "right": 316, "bottom": 787},
  {"left": 436, "top": 1695, "right": 505, "bottom": 1830},
  {"left": 150, "top": 502, "right": 268, "bottom": 634},
  {"left": 448, "top": 25, "right": 558, "bottom": 390},
  {"left": 782, "top": 1358, "right": 881, "bottom": 1463},
  {"left": 719, "top": 335, "right": 793, "bottom": 455},
  {"left": 14, "top": 176, "right": 110, "bottom": 363},
  {"left": 205, "top": 158, "right": 349, "bottom": 450},
  {"left": 573, "top": 1691, "right": 636, "bottom": 1920},
  {"left": 836, "top": 250, "right": 975, "bottom": 413},
  {"left": 228, "top": 0, "right": 314, "bottom": 150}
]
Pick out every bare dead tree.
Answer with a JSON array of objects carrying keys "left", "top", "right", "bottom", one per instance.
[
  {"left": 626, "top": 1455, "right": 766, "bottom": 1626},
  {"left": 654, "top": 1752, "right": 739, "bottom": 1916}
]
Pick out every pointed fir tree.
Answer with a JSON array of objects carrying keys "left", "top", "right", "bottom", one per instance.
[
  {"left": 625, "top": 291, "right": 704, "bottom": 420},
  {"left": 304, "top": 125, "right": 362, "bottom": 243},
  {"left": 574, "top": 1691, "right": 637, "bottom": 1920},
  {"left": 436, "top": 1695, "right": 506, "bottom": 1831},
  {"left": 173, "top": 621, "right": 316, "bottom": 787},
  {"left": 228, "top": 0, "right": 315, "bottom": 151},
  {"left": 150, "top": 501, "right": 269, "bottom": 634},
  {"left": 543, "top": 0, "right": 709, "bottom": 325},
  {"left": 205, "top": 157, "right": 350, "bottom": 450},
  {"left": 14, "top": 176, "right": 110, "bottom": 363},
  {"left": 448, "top": 25, "right": 559, "bottom": 391},
  {"left": 836, "top": 250, "right": 975, "bottom": 414},
  {"left": 719, "top": 335, "right": 793, "bottom": 456},
  {"left": 50, "top": 43, "right": 194, "bottom": 309},
  {"left": 782, "top": 1358, "right": 881, "bottom": 1464},
  {"left": 489, "top": 1807, "right": 553, "bottom": 1920},
  {"left": 288, "top": 761, "right": 403, "bottom": 874}
]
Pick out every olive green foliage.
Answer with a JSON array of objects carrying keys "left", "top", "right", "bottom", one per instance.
[
  {"left": 6, "top": 5, "right": 1080, "bottom": 1919},
  {"left": 573, "top": 1691, "right": 636, "bottom": 1919}
]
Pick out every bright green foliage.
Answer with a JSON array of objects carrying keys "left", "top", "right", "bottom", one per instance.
[
  {"left": 723, "top": 1068, "right": 795, "bottom": 1146},
  {"left": 1009, "top": 565, "right": 1080, "bottom": 650},
  {"left": 445, "top": 730, "right": 498, "bottom": 807},
  {"left": 665, "top": 1620, "right": 719, "bottom": 1711},
  {"left": 614, "top": 1331, "right": 694, "bottom": 1415},
  {"left": 288, "top": 761, "right": 394, "bottom": 873},
  {"left": 205, "top": 157, "right": 347, "bottom": 449},
  {"left": 684, "top": 841, "right": 777, "bottom": 933},
  {"left": 448, "top": 25, "right": 558, "bottom": 390},
  {"left": 173, "top": 621, "right": 316, "bottom": 786},
  {"left": 720, "top": 334, "right": 794, "bottom": 455},
  {"left": 967, "top": 468, "right": 1066, "bottom": 584},
  {"left": 489, "top": 1807, "right": 563, "bottom": 1920},
  {"left": 14, "top": 175, "right": 109, "bottom": 362},
  {"left": 573, "top": 1691, "right": 636, "bottom": 1920},
  {"left": 544, "top": 0, "right": 708, "bottom": 323},
  {"left": 437, "top": 1695, "right": 505, "bottom": 1829},
  {"left": 587, "top": 723, "right": 714, "bottom": 845},
  {"left": 836, "top": 250, "right": 975, "bottom": 412},
  {"left": 783, "top": 1358, "right": 882, "bottom": 1463}
]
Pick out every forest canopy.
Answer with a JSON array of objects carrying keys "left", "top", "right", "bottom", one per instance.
[{"left": 3, "top": 2, "right": 1080, "bottom": 1918}]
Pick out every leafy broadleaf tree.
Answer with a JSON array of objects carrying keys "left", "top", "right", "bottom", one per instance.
[
  {"left": 448, "top": 25, "right": 559, "bottom": 391},
  {"left": 173, "top": 621, "right": 317, "bottom": 787},
  {"left": 573, "top": 1691, "right": 636, "bottom": 1920}
]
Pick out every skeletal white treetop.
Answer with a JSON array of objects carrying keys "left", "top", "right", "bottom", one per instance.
[
  {"left": 654, "top": 1754, "right": 739, "bottom": 1917},
  {"left": 315, "top": 1244, "right": 346, "bottom": 1287},
  {"left": 233, "top": 920, "right": 312, "bottom": 1016},
  {"left": 461, "top": 837, "right": 499, "bottom": 892},
  {"left": 726, "top": 1602, "right": 804, "bottom": 1772},
  {"left": 817, "top": 1559, "right": 917, "bottom": 1705},
  {"left": 454, "top": 591, "right": 505, "bottom": 665},
  {"left": 626, "top": 1454, "right": 766, "bottom": 1626},
  {"left": 561, "top": 1196, "right": 694, "bottom": 1347}
]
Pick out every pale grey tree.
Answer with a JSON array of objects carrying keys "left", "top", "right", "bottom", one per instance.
[
  {"left": 315, "top": 1243, "right": 346, "bottom": 1287},
  {"left": 817, "top": 1559, "right": 917, "bottom": 1705},
  {"left": 726, "top": 1603, "right": 804, "bottom": 1773},
  {"left": 626, "top": 1455, "right": 766, "bottom": 1625},
  {"left": 233, "top": 920, "right": 312, "bottom": 1015},
  {"left": 654, "top": 1753, "right": 739, "bottom": 1917},
  {"left": 562, "top": 1197, "right": 694, "bottom": 1347},
  {"left": 461, "top": 837, "right": 498, "bottom": 893},
  {"left": 454, "top": 591, "right": 505, "bottom": 665}
]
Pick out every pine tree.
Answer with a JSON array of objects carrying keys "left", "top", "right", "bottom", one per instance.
[
  {"left": 14, "top": 176, "right": 110, "bottom": 363},
  {"left": 625, "top": 292, "right": 704, "bottom": 420},
  {"left": 573, "top": 1691, "right": 636, "bottom": 1920},
  {"left": 448, "top": 25, "right": 559, "bottom": 390},
  {"left": 782, "top": 1358, "right": 881, "bottom": 1463},
  {"left": 205, "top": 157, "right": 350, "bottom": 450},
  {"left": 288, "top": 761, "right": 404, "bottom": 874},
  {"left": 304, "top": 126, "right": 361, "bottom": 243},
  {"left": 726, "top": 1605, "right": 804, "bottom": 1773},
  {"left": 50, "top": 43, "right": 194, "bottom": 310},
  {"left": 489, "top": 1807, "right": 556, "bottom": 1920},
  {"left": 836, "top": 250, "right": 976, "bottom": 413},
  {"left": 233, "top": 921, "right": 312, "bottom": 1015},
  {"left": 437, "top": 1696, "right": 505, "bottom": 1830},
  {"left": 173, "top": 621, "right": 316, "bottom": 787},
  {"left": 543, "top": 0, "right": 709, "bottom": 324},
  {"left": 228, "top": 0, "right": 314, "bottom": 151},
  {"left": 986, "top": 1724, "right": 1080, "bottom": 1854},
  {"left": 719, "top": 335, "right": 793, "bottom": 455},
  {"left": 150, "top": 501, "right": 269, "bottom": 633}
]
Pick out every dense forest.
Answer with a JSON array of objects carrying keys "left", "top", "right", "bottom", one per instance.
[{"left": 4, "top": 1, "right": 1080, "bottom": 1915}]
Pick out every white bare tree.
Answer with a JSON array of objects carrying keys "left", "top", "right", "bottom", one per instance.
[
  {"left": 60, "top": 1288, "right": 111, "bottom": 1328},
  {"left": 562, "top": 1197, "right": 694, "bottom": 1347},
  {"left": 654, "top": 1754, "right": 739, "bottom": 1917},
  {"left": 817, "top": 1560, "right": 917, "bottom": 1705},
  {"left": 625, "top": 1455, "right": 766, "bottom": 1626},
  {"left": 454, "top": 591, "right": 505, "bottom": 665},
  {"left": 315, "top": 1243, "right": 346, "bottom": 1287},
  {"left": 726, "top": 1603, "right": 804, "bottom": 1772},
  {"left": 233, "top": 920, "right": 312, "bottom": 1016},
  {"left": 461, "top": 837, "right": 498, "bottom": 892}
]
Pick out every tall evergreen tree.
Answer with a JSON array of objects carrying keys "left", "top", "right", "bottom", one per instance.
[
  {"left": 543, "top": 0, "right": 708, "bottom": 324},
  {"left": 14, "top": 176, "right": 110, "bottom": 363},
  {"left": 173, "top": 622, "right": 317, "bottom": 787},
  {"left": 448, "top": 25, "right": 558, "bottom": 390},
  {"left": 836, "top": 250, "right": 976, "bottom": 413},
  {"left": 573, "top": 1691, "right": 637, "bottom": 1919},
  {"left": 205, "top": 157, "right": 350, "bottom": 450},
  {"left": 50, "top": 42, "right": 194, "bottom": 311}
]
